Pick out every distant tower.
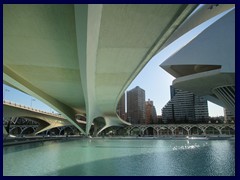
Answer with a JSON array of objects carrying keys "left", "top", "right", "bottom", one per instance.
[
  {"left": 127, "top": 86, "right": 146, "bottom": 124},
  {"left": 116, "top": 93, "right": 126, "bottom": 120},
  {"left": 145, "top": 99, "right": 157, "bottom": 124}
]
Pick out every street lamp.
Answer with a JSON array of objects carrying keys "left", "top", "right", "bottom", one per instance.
[
  {"left": 49, "top": 107, "right": 54, "bottom": 114},
  {"left": 3, "top": 88, "right": 10, "bottom": 100},
  {"left": 31, "top": 98, "right": 36, "bottom": 108}
]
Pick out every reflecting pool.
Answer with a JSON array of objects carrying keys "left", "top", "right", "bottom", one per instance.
[{"left": 3, "top": 139, "right": 235, "bottom": 176}]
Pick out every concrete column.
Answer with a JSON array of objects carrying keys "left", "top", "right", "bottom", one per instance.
[
  {"left": 20, "top": 127, "right": 26, "bottom": 135},
  {"left": 59, "top": 128, "right": 63, "bottom": 135},
  {"left": 203, "top": 130, "right": 206, "bottom": 135},
  {"left": 93, "top": 123, "right": 99, "bottom": 137}
]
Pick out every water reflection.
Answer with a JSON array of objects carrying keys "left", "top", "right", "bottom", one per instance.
[{"left": 3, "top": 139, "right": 235, "bottom": 176}]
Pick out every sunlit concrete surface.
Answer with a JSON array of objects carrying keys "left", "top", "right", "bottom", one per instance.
[{"left": 4, "top": 4, "right": 234, "bottom": 135}]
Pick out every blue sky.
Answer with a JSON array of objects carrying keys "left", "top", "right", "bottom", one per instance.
[{"left": 3, "top": 5, "right": 232, "bottom": 117}]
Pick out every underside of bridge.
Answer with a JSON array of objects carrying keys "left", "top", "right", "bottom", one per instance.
[{"left": 3, "top": 4, "right": 234, "bottom": 136}]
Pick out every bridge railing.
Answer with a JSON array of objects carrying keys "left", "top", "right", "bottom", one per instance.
[{"left": 3, "top": 100, "right": 64, "bottom": 119}]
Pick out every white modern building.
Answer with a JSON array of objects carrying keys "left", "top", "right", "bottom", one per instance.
[{"left": 161, "top": 8, "right": 235, "bottom": 115}]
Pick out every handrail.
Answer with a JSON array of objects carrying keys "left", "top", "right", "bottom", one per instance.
[{"left": 3, "top": 100, "right": 64, "bottom": 119}]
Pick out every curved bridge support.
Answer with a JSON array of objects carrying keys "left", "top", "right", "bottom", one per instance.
[{"left": 96, "top": 116, "right": 129, "bottom": 136}]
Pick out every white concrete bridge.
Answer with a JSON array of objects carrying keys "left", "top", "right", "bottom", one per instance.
[
  {"left": 3, "top": 100, "right": 87, "bottom": 135},
  {"left": 3, "top": 4, "right": 234, "bottom": 136}
]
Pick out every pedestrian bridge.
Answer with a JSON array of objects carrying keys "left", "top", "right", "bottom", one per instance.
[
  {"left": 123, "top": 124, "right": 235, "bottom": 136},
  {"left": 4, "top": 118, "right": 81, "bottom": 137},
  {"left": 3, "top": 100, "right": 87, "bottom": 135}
]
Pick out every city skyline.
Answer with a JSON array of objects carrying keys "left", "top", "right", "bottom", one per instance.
[{"left": 3, "top": 81, "right": 224, "bottom": 117}]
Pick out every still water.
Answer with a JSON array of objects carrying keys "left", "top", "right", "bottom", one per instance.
[{"left": 3, "top": 138, "right": 235, "bottom": 176}]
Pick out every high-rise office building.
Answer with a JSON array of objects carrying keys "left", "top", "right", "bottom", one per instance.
[
  {"left": 145, "top": 99, "right": 157, "bottom": 124},
  {"left": 162, "top": 86, "right": 208, "bottom": 123},
  {"left": 116, "top": 93, "right": 126, "bottom": 120},
  {"left": 127, "top": 86, "right": 146, "bottom": 124}
]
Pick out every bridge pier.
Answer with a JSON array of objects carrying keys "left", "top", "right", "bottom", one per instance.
[{"left": 93, "top": 124, "right": 99, "bottom": 137}]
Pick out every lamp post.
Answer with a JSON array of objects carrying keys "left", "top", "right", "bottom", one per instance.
[
  {"left": 31, "top": 98, "right": 36, "bottom": 108},
  {"left": 50, "top": 107, "right": 54, "bottom": 114},
  {"left": 3, "top": 88, "right": 10, "bottom": 100}
]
